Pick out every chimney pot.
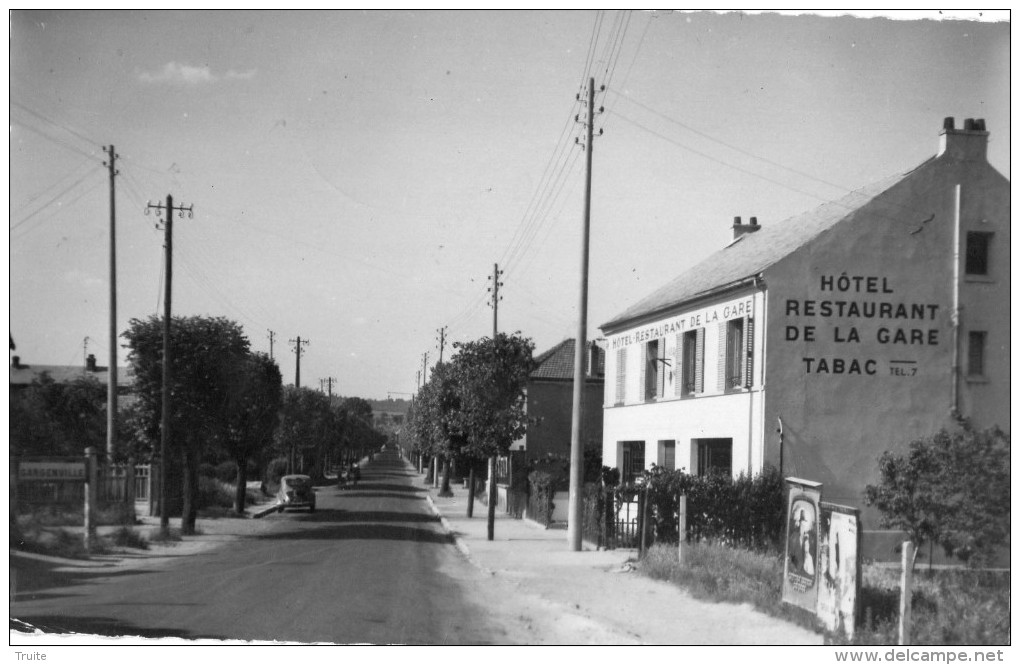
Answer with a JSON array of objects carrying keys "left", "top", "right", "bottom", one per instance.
[
  {"left": 964, "top": 118, "right": 976, "bottom": 130},
  {"left": 12, "top": 355, "right": 21, "bottom": 369},
  {"left": 750, "top": 216, "right": 758, "bottom": 226},
  {"left": 975, "top": 118, "right": 986, "bottom": 131},
  {"left": 943, "top": 117, "right": 955, "bottom": 130},
  {"left": 733, "top": 216, "right": 741, "bottom": 226}
]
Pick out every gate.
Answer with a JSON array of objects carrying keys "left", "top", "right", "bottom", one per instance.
[{"left": 581, "top": 485, "right": 646, "bottom": 550}]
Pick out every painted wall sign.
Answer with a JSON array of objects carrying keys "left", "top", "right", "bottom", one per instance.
[
  {"left": 17, "top": 460, "right": 86, "bottom": 481},
  {"left": 782, "top": 477, "right": 823, "bottom": 612},
  {"left": 609, "top": 298, "right": 752, "bottom": 350},
  {"left": 783, "top": 274, "right": 943, "bottom": 377},
  {"left": 816, "top": 502, "right": 861, "bottom": 640}
]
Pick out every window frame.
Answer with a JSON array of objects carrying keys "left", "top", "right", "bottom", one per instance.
[{"left": 965, "top": 231, "right": 993, "bottom": 276}]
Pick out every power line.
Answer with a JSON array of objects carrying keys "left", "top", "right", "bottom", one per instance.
[
  {"left": 10, "top": 166, "right": 105, "bottom": 236},
  {"left": 10, "top": 99, "right": 102, "bottom": 149}
]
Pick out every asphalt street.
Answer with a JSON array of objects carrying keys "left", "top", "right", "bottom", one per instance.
[{"left": 11, "top": 452, "right": 512, "bottom": 644}]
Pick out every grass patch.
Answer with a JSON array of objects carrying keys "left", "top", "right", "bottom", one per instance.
[
  {"left": 15, "top": 502, "right": 137, "bottom": 528},
  {"left": 639, "top": 542, "right": 1010, "bottom": 645}
]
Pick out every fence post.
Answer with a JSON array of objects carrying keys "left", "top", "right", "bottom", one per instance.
[
  {"left": 84, "top": 447, "right": 98, "bottom": 553},
  {"left": 898, "top": 541, "right": 914, "bottom": 645},
  {"left": 638, "top": 487, "right": 647, "bottom": 557},
  {"left": 677, "top": 494, "right": 687, "bottom": 565},
  {"left": 149, "top": 461, "right": 159, "bottom": 517},
  {"left": 125, "top": 455, "right": 136, "bottom": 506}
]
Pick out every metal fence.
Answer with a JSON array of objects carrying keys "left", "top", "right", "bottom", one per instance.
[{"left": 581, "top": 485, "right": 646, "bottom": 550}]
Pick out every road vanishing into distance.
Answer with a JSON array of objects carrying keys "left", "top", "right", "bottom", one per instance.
[{"left": 11, "top": 450, "right": 513, "bottom": 644}]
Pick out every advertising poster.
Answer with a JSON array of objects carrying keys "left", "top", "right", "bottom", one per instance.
[
  {"left": 817, "top": 502, "right": 861, "bottom": 639},
  {"left": 782, "top": 478, "right": 822, "bottom": 612}
]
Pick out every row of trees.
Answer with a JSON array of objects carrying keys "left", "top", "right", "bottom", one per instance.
[
  {"left": 10, "top": 315, "right": 387, "bottom": 533},
  {"left": 405, "top": 332, "right": 535, "bottom": 539}
]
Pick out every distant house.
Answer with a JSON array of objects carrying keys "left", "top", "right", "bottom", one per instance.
[
  {"left": 10, "top": 353, "right": 136, "bottom": 410},
  {"left": 494, "top": 339, "right": 605, "bottom": 519}
]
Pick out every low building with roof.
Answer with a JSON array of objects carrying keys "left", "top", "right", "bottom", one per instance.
[
  {"left": 598, "top": 119, "right": 1009, "bottom": 556},
  {"left": 10, "top": 353, "right": 136, "bottom": 409}
]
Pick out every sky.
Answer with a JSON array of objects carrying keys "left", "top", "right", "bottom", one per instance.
[{"left": 8, "top": 10, "right": 1011, "bottom": 400}]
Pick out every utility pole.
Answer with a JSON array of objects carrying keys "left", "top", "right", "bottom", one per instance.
[
  {"left": 103, "top": 145, "right": 119, "bottom": 459},
  {"left": 267, "top": 329, "right": 276, "bottom": 360},
  {"left": 421, "top": 351, "right": 429, "bottom": 384},
  {"left": 568, "top": 77, "right": 601, "bottom": 551},
  {"left": 146, "top": 194, "right": 194, "bottom": 537},
  {"left": 289, "top": 336, "right": 309, "bottom": 388},
  {"left": 416, "top": 369, "right": 421, "bottom": 391},
  {"left": 481, "top": 262, "right": 504, "bottom": 538},
  {"left": 436, "top": 326, "right": 448, "bottom": 364},
  {"left": 322, "top": 376, "right": 336, "bottom": 398}
]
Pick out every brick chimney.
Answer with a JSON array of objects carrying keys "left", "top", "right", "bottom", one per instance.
[
  {"left": 86, "top": 353, "right": 97, "bottom": 372},
  {"left": 586, "top": 341, "right": 603, "bottom": 378},
  {"left": 732, "top": 215, "right": 761, "bottom": 240},
  {"left": 11, "top": 355, "right": 22, "bottom": 369},
  {"left": 938, "top": 117, "right": 988, "bottom": 162}
]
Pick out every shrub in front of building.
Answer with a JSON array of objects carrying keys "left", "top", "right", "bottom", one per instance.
[{"left": 643, "top": 465, "right": 785, "bottom": 553}]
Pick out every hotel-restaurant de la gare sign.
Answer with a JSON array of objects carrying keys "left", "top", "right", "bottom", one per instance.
[{"left": 609, "top": 273, "right": 942, "bottom": 378}]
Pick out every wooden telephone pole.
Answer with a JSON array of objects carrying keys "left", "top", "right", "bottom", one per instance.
[
  {"left": 568, "top": 77, "right": 599, "bottom": 551},
  {"left": 146, "top": 194, "right": 194, "bottom": 537},
  {"left": 103, "top": 146, "right": 119, "bottom": 460}
]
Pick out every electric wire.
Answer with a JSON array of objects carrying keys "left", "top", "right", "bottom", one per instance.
[
  {"left": 10, "top": 99, "right": 102, "bottom": 149},
  {"left": 10, "top": 166, "right": 105, "bottom": 235}
]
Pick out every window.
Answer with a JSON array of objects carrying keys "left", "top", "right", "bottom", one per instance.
[
  {"left": 967, "top": 331, "right": 987, "bottom": 377},
  {"left": 659, "top": 440, "right": 676, "bottom": 472},
  {"left": 621, "top": 441, "right": 645, "bottom": 484},
  {"left": 643, "top": 339, "right": 666, "bottom": 401},
  {"left": 681, "top": 328, "right": 704, "bottom": 395},
  {"left": 614, "top": 348, "right": 627, "bottom": 405},
  {"left": 725, "top": 318, "right": 744, "bottom": 389},
  {"left": 696, "top": 439, "right": 732, "bottom": 477},
  {"left": 965, "top": 232, "right": 992, "bottom": 276}
]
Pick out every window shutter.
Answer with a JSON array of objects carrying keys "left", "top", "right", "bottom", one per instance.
[
  {"left": 615, "top": 348, "right": 627, "bottom": 404},
  {"left": 694, "top": 327, "right": 705, "bottom": 393},
  {"left": 743, "top": 317, "right": 754, "bottom": 388},
  {"left": 717, "top": 321, "right": 728, "bottom": 391},
  {"left": 638, "top": 343, "right": 647, "bottom": 401},
  {"left": 674, "top": 333, "right": 683, "bottom": 397}
]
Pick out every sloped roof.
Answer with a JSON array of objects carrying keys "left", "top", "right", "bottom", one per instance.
[
  {"left": 9, "top": 363, "right": 136, "bottom": 389},
  {"left": 601, "top": 167, "right": 918, "bottom": 332},
  {"left": 531, "top": 338, "right": 605, "bottom": 381}
]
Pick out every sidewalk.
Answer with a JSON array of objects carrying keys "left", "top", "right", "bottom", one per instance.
[{"left": 417, "top": 462, "right": 823, "bottom": 645}]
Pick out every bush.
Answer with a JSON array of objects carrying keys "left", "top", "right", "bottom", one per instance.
[
  {"left": 110, "top": 526, "right": 149, "bottom": 550},
  {"left": 215, "top": 460, "right": 238, "bottom": 483},
  {"left": 527, "top": 469, "right": 557, "bottom": 526},
  {"left": 640, "top": 465, "right": 785, "bottom": 552}
]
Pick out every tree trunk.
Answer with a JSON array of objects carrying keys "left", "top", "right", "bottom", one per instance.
[
  {"left": 467, "top": 466, "right": 475, "bottom": 518},
  {"left": 439, "top": 457, "right": 453, "bottom": 497},
  {"left": 234, "top": 456, "right": 248, "bottom": 514},
  {"left": 181, "top": 446, "right": 198, "bottom": 535},
  {"left": 487, "top": 455, "right": 497, "bottom": 541}
]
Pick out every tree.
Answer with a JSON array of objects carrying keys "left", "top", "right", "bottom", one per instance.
[
  {"left": 864, "top": 422, "right": 1010, "bottom": 567},
  {"left": 412, "top": 362, "right": 466, "bottom": 498},
  {"left": 275, "top": 386, "right": 334, "bottom": 482},
  {"left": 10, "top": 374, "right": 108, "bottom": 457},
  {"left": 123, "top": 315, "right": 250, "bottom": 534},
  {"left": 452, "top": 332, "right": 535, "bottom": 540},
  {"left": 222, "top": 352, "right": 283, "bottom": 513}
]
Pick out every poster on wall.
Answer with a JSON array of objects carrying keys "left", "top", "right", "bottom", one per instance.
[
  {"left": 816, "top": 502, "right": 861, "bottom": 639},
  {"left": 782, "top": 477, "right": 822, "bottom": 612}
]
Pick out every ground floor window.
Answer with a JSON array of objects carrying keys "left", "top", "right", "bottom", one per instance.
[
  {"left": 658, "top": 440, "right": 676, "bottom": 471},
  {"left": 695, "top": 438, "right": 732, "bottom": 477},
  {"left": 621, "top": 441, "right": 645, "bottom": 484}
]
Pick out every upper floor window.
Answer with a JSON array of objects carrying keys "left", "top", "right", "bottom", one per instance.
[
  {"left": 965, "top": 232, "right": 992, "bottom": 276},
  {"left": 680, "top": 328, "right": 704, "bottom": 395},
  {"left": 725, "top": 318, "right": 744, "bottom": 390},
  {"left": 643, "top": 339, "right": 666, "bottom": 401}
]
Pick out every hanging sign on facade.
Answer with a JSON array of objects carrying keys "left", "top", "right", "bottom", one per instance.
[
  {"left": 782, "top": 477, "right": 822, "bottom": 612},
  {"left": 816, "top": 502, "right": 862, "bottom": 640}
]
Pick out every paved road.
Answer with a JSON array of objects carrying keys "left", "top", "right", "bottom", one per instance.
[{"left": 11, "top": 451, "right": 510, "bottom": 644}]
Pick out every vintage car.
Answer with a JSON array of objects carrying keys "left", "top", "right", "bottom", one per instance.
[{"left": 277, "top": 474, "right": 316, "bottom": 512}]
